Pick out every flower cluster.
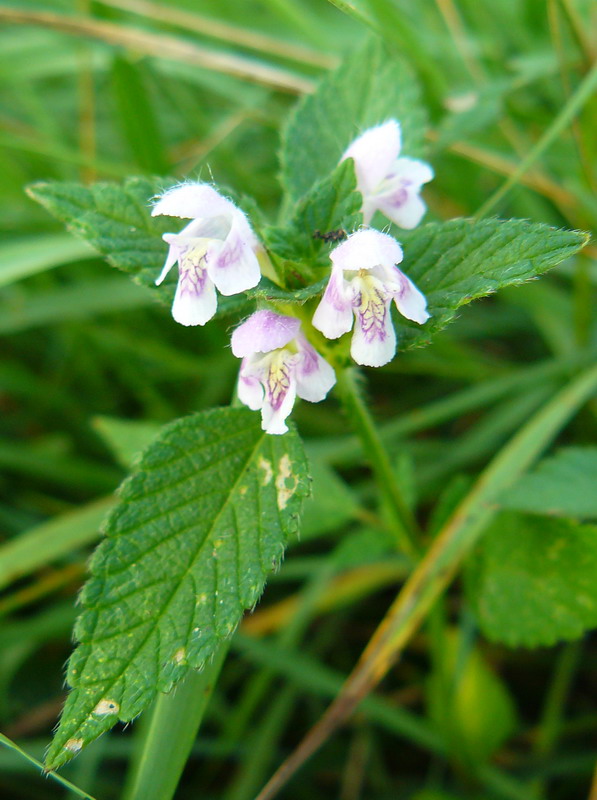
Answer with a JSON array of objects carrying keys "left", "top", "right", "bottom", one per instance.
[{"left": 153, "top": 119, "right": 432, "bottom": 434}]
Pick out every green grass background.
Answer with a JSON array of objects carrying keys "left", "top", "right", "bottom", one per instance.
[{"left": 0, "top": 0, "right": 596, "bottom": 798}]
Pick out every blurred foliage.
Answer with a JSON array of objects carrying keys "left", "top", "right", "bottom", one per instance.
[{"left": 0, "top": 0, "right": 596, "bottom": 798}]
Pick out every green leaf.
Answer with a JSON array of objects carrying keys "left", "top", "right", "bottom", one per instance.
[
  {"left": 215, "top": 277, "right": 335, "bottom": 317},
  {"left": 427, "top": 629, "right": 517, "bottom": 763},
  {"left": 499, "top": 447, "right": 597, "bottom": 519},
  {"left": 26, "top": 179, "right": 330, "bottom": 315},
  {"left": 264, "top": 160, "right": 362, "bottom": 269},
  {"left": 468, "top": 512, "right": 597, "bottom": 647},
  {"left": 394, "top": 218, "right": 590, "bottom": 351},
  {"left": 26, "top": 176, "right": 171, "bottom": 298},
  {"left": 46, "top": 408, "right": 309, "bottom": 769},
  {"left": 281, "top": 38, "right": 427, "bottom": 202}
]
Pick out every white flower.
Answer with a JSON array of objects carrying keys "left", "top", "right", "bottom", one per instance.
[
  {"left": 341, "top": 119, "right": 433, "bottom": 229},
  {"left": 231, "top": 310, "right": 336, "bottom": 435},
  {"left": 312, "top": 229, "right": 429, "bottom": 368},
  {"left": 152, "top": 182, "right": 261, "bottom": 326}
]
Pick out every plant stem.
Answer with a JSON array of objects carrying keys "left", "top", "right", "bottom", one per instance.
[{"left": 335, "top": 367, "right": 419, "bottom": 556}]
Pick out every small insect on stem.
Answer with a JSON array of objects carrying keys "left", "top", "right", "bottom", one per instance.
[{"left": 313, "top": 229, "right": 348, "bottom": 243}]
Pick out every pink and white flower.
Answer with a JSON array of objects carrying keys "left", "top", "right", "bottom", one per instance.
[
  {"left": 312, "top": 229, "right": 429, "bottom": 368},
  {"left": 231, "top": 310, "right": 336, "bottom": 435},
  {"left": 152, "top": 182, "right": 261, "bottom": 326},
  {"left": 341, "top": 119, "right": 433, "bottom": 229}
]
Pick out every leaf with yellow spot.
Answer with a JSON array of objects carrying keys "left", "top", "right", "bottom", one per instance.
[{"left": 45, "top": 408, "right": 309, "bottom": 769}]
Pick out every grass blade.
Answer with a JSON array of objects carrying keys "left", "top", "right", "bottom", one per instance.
[
  {"left": 122, "top": 642, "right": 230, "bottom": 800},
  {"left": 0, "top": 8, "right": 315, "bottom": 94},
  {"left": 0, "top": 498, "right": 113, "bottom": 591},
  {"left": 0, "top": 235, "right": 93, "bottom": 288},
  {"left": 477, "top": 60, "right": 597, "bottom": 217},
  {"left": 0, "top": 734, "right": 96, "bottom": 800}
]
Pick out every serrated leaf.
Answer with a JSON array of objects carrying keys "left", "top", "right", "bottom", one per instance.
[
  {"left": 499, "top": 447, "right": 597, "bottom": 519},
  {"left": 281, "top": 38, "right": 427, "bottom": 202},
  {"left": 26, "top": 179, "right": 330, "bottom": 315},
  {"left": 394, "top": 218, "right": 590, "bottom": 351},
  {"left": 26, "top": 176, "right": 171, "bottom": 297},
  {"left": 252, "top": 277, "right": 331, "bottom": 303},
  {"left": 46, "top": 408, "right": 309, "bottom": 769},
  {"left": 264, "top": 160, "right": 362, "bottom": 268},
  {"left": 468, "top": 512, "right": 597, "bottom": 647}
]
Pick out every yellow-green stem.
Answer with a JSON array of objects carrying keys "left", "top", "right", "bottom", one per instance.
[{"left": 335, "top": 367, "right": 419, "bottom": 557}]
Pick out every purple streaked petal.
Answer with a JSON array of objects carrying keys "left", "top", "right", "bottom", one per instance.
[
  {"left": 151, "top": 182, "right": 234, "bottom": 220},
  {"left": 171, "top": 267, "right": 217, "bottom": 326},
  {"left": 393, "top": 271, "right": 430, "bottom": 324},
  {"left": 375, "top": 157, "right": 433, "bottom": 229},
  {"left": 377, "top": 192, "right": 427, "bottom": 230},
  {"left": 264, "top": 352, "right": 296, "bottom": 411},
  {"left": 330, "top": 229, "right": 403, "bottom": 272},
  {"left": 351, "top": 296, "right": 396, "bottom": 367},
  {"left": 261, "top": 374, "right": 297, "bottom": 435},
  {"left": 341, "top": 120, "right": 401, "bottom": 195},
  {"left": 206, "top": 213, "right": 261, "bottom": 296},
  {"left": 295, "top": 337, "right": 336, "bottom": 402},
  {"left": 237, "top": 356, "right": 265, "bottom": 411},
  {"left": 231, "top": 311, "right": 301, "bottom": 358},
  {"left": 156, "top": 218, "right": 228, "bottom": 286},
  {"left": 349, "top": 275, "right": 396, "bottom": 367},
  {"left": 312, "top": 268, "right": 353, "bottom": 340}
]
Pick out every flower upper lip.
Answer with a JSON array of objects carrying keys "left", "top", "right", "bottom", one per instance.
[
  {"left": 340, "top": 119, "right": 433, "bottom": 229},
  {"left": 232, "top": 311, "right": 336, "bottom": 435},
  {"left": 152, "top": 182, "right": 261, "bottom": 326},
  {"left": 312, "top": 229, "right": 430, "bottom": 368}
]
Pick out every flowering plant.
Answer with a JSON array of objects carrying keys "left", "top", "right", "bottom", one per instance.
[{"left": 23, "top": 32, "right": 593, "bottom": 800}]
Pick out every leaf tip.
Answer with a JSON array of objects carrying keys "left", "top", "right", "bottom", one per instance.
[{"left": 24, "top": 181, "right": 51, "bottom": 203}]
